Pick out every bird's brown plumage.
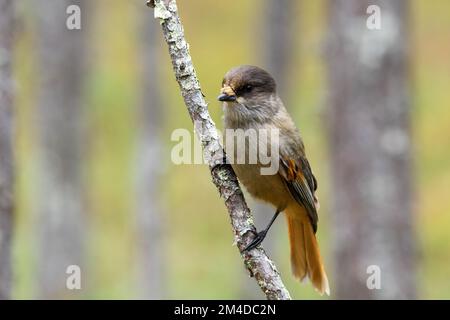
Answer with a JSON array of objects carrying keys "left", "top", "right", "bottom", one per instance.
[{"left": 220, "top": 65, "right": 330, "bottom": 295}]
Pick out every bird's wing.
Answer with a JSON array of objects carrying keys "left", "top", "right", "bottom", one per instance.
[{"left": 279, "top": 155, "right": 319, "bottom": 233}]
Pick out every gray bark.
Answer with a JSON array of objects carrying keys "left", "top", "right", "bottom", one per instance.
[
  {"left": 326, "top": 0, "right": 416, "bottom": 299},
  {"left": 35, "top": 0, "right": 86, "bottom": 298},
  {"left": 238, "top": 202, "right": 279, "bottom": 299},
  {"left": 0, "top": 0, "right": 15, "bottom": 300},
  {"left": 150, "top": 0, "right": 291, "bottom": 300},
  {"left": 134, "top": 10, "right": 166, "bottom": 299}
]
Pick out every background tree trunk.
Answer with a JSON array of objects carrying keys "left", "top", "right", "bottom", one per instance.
[
  {"left": 262, "top": 0, "right": 295, "bottom": 96},
  {"left": 326, "top": 0, "right": 416, "bottom": 299},
  {"left": 35, "top": 0, "right": 86, "bottom": 298},
  {"left": 134, "top": 10, "right": 166, "bottom": 299},
  {"left": 0, "top": 0, "right": 15, "bottom": 300}
]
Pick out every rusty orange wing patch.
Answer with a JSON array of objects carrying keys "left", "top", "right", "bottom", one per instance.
[{"left": 280, "top": 157, "right": 319, "bottom": 233}]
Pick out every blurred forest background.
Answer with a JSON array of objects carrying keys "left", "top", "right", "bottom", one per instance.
[{"left": 0, "top": 0, "right": 449, "bottom": 299}]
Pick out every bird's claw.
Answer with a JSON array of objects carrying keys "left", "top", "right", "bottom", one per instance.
[{"left": 243, "top": 230, "right": 267, "bottom": 252}]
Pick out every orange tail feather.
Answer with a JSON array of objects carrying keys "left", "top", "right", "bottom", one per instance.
[{"left": 286, "top": 207, "right": 330, "bottom": 296}]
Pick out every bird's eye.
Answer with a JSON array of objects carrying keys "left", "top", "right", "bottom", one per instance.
[{"left": 244, "top": 85, "right": 253, "bottom": 92}]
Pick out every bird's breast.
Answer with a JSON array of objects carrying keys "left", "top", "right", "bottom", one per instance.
[{"left": 223, "top": 123, "right": 289, "bottom": 209}]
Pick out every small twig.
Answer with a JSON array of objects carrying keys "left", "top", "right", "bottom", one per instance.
[{"left": 149, "top": 0, "right": 291, "bottom": 300}]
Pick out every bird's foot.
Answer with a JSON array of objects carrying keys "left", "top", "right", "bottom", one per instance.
[{"left": 243, "top": 230, "right": 268, "bottom": 252}]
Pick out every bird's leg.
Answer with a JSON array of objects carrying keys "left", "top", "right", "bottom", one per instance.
[{"left": 244, "top": 210, "right": 281, "bottom": 252}]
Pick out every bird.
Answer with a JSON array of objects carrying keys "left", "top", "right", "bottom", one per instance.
[{"left": 218, "top": 65, "right": 330, "bottom": 296}]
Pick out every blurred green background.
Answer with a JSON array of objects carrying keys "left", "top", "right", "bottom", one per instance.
[{"left": 11, "top": 0, "right": 450, "bottom": 299}]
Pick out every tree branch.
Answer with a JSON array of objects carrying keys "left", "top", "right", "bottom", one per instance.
[{"left": 148, "top": 0, "right": 291, "bottom": 300}]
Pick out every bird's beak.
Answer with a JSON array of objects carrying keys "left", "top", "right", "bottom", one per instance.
[{"left": 218, "top": 86, "right": 236, "bottom": 102}]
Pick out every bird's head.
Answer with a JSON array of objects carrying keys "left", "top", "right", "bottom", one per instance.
[{"left": 218, "top": 65, "right": 277, "bottom": 108}]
